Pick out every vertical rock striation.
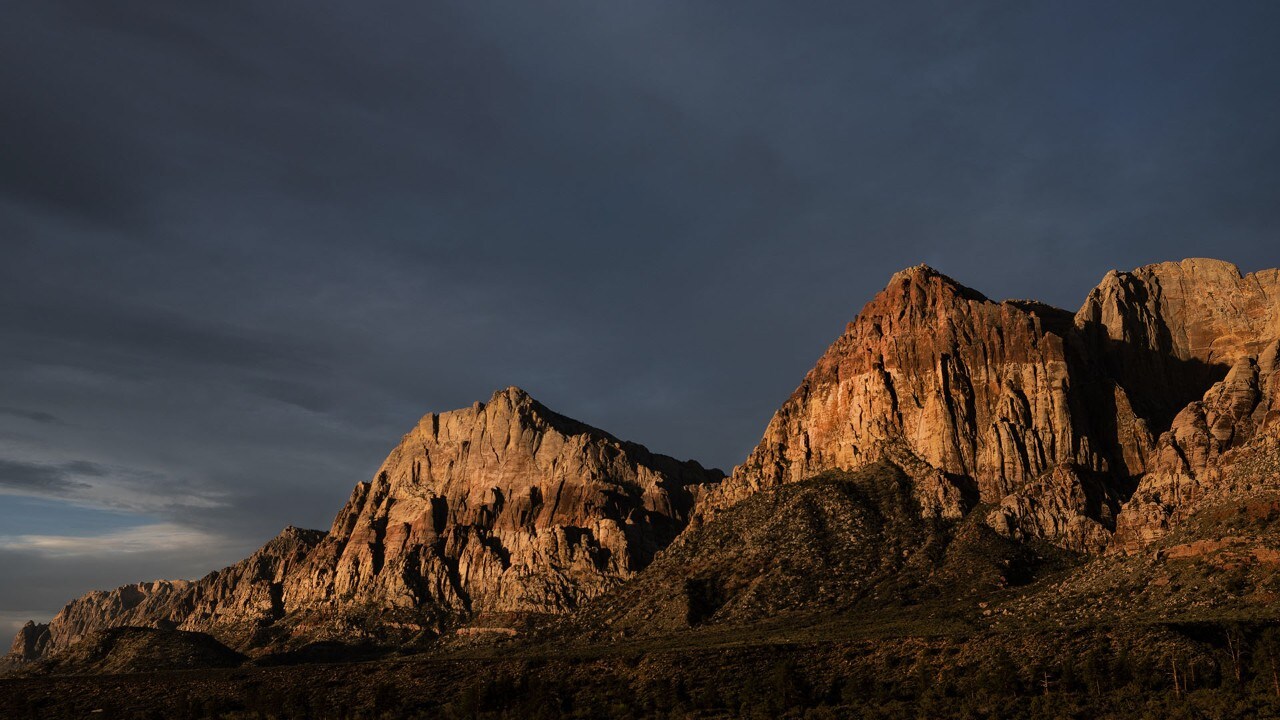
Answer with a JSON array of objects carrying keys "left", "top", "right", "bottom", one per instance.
[
  {"left": 698, "top": 265, "right": 1114, "bottom": 552},
  {"left": 282, "top": 386, "right": 722, "bottom": 627}
]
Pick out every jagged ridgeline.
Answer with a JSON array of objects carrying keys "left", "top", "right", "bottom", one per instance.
[{"left": 8, "top": 258, "right": 1280, "bottom": 673}]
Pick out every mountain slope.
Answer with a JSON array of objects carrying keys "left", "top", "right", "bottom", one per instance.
[{"left": 579, "top": 461, "right": 1045, "bottom": 638}]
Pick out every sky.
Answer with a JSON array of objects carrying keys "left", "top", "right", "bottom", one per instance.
[{"left": 1, "top": 0, "right": 1278, "bottom": 636}]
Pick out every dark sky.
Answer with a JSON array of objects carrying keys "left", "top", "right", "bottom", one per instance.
[{"left": 2, "top": 0, "right": 1278, "bottom": 634}]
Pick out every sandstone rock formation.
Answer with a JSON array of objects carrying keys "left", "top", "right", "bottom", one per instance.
[
  {"left": 24, "top": 526, "right": 324, "bottom": 661},
  {"left": 9, "top": 388, "right": 721, "bottom": 662},
  {"left": 1074, "top": 259, "right": 1280, "bottom": 550},
  {"left": 702, "top": 265, "right": 1094, "bottom": 509},
  {"left": 700, "top": 259, "right": 1280, "bottom": 555},
  {"left": 280, "top": 386, "right": 722, "bottom": 632},
  {"left": 697, "top": 264, "right": 1118, "bottom": 552}
]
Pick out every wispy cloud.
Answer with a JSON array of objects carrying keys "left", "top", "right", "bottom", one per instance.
[
  {"left": 0, "top": 458, "right": 94, "bottom": 493},
  {"left": 0, "top": 456, "right": 227, "bottom": 514},
  {"left": 0, "top": 406, "right": 64, "bottom": 425},
  {"left": 0, "top": 523, "right": 224, "bottom": 558}
]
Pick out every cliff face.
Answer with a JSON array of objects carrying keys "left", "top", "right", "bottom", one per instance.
[
  {"left": 8, "top": 622, "right": 50, "bottom": 662},
  {"left": 10, "top": 388, "right": 720, "bottom": 661},
  {"left": 699, "top": 265, "right": 1117, "bottom": 552},
  {"left": 281, "top": 387, "right": 721, "bottom": 626},
  {"left": 1075, "top": 258, "right": 1280, "bottom": 435},
  {"left": 1074, "top": 259, "right": 1280, "bottom": 549}
]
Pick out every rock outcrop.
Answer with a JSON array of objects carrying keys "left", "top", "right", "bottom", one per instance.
[
  {"left": 9, "top": 388, "right": 721, "bottom": 661},
  {"left": 1073, "top": 259, "right": 1280, "bottom": 551},
  {"left": 703, "top": 265, "right": 1095, "bottom": 510},
  {"left": 25, "top": 526, "right": 324, "bottom": 661}
]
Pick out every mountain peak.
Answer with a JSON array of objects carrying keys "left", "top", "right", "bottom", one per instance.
[
  {"left": 883, "top": 263, "right": 990, "bottom": 306},
  {"left": 489, "top": 385, "right": 533, "bottom": 404}
]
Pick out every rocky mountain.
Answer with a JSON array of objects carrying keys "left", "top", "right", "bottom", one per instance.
[
  {"left": 699, "top": 259, "right": 1280, "bottom": 558},
  {"left": 278, "top": 387, "right": 721, "bottom": 633},
  {"left": 8, "top": 387, "right": 721, "bottom": 662},
  {"left": 8, "top": 257, "right": 1279, "bottom": 684}
]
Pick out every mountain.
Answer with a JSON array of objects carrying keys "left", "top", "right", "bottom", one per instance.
[
  {"left": 8, "top": 258, "right": 1280, "bottom": 720},
  {"left": 8, "top": 387, "right": 721, "bottom": 662},
  {"left": 278, "top": 387, "right": 721, "bottom": 633},
  {"left": 699, "top": 259, "right": 1280, "bottom": 557}
]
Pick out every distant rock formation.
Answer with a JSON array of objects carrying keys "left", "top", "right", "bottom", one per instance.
[
  {"left": 20, "top": 526, "right": 323, "bottom": 661},
  {"left": 8, "top": 622, "right": 49, "bottom": 662}
]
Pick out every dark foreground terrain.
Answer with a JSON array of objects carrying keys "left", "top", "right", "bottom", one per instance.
[{"left": 7, "top": 616, "right": 1280, "bottom": 719}]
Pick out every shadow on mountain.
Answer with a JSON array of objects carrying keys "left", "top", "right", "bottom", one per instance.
[
  {"left": 250, "top": 640, "right": 396, "bottom": 667},
  {"left": 22, "top": 627, "right": 244, "bottom": 677},
  {"left": 575, "top": 461, "right": 1065, "bottom": 640}
]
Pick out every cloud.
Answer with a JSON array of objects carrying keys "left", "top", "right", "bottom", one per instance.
[
  {"left": 0, "top": 407, "right": 64, "bottom": 425},
  {"left": 0, "top": 523, "right": 223, "bottom": 558},
  {"left": 0, "top": 459, "right": 95, "bottom": 494},
  {"left": 0, "top": 610, "right": 50, "bottom": 641},
  {"left": 0, "top": 457, "right": 227, "bottom": 516}
]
